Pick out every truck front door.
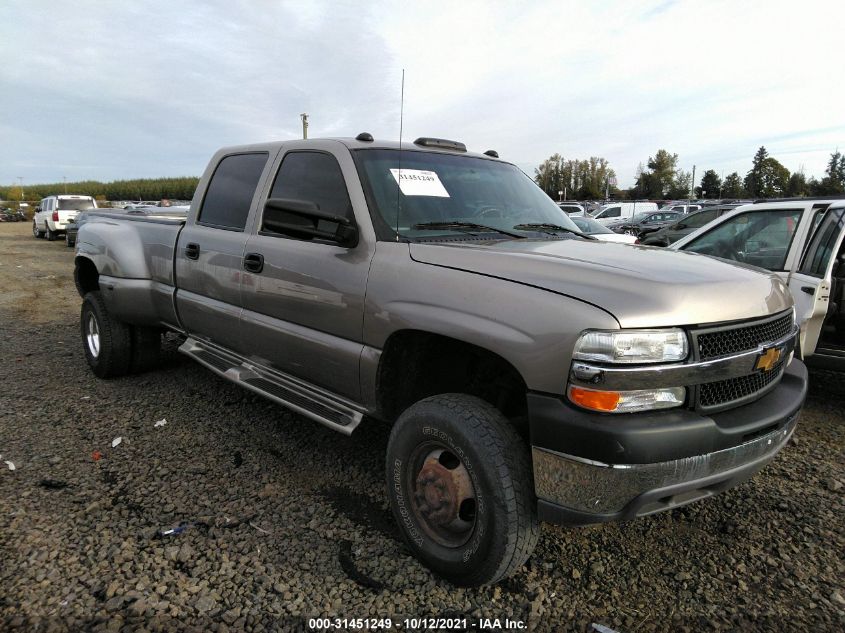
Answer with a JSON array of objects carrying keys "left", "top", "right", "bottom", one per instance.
[
  {"left": 175, "top": 151, "right": 272, "bottom": 353},
  {"left": 788, "top": 204, "right": 845, "bottom": 357},
  {"left": 239, "top": 144, "right": 375, "bottom": 401}
]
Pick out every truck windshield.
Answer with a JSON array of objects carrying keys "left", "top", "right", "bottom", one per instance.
[
  {"left": 58, "top": 199, "right": 95, "bottom": 210},
  {"left": 353, "top": 149, "right": 581, "bottom": 240}
]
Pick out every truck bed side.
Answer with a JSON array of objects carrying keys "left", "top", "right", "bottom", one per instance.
[{"left": 75, "top": 212, "right": 186, "bottom": 330}]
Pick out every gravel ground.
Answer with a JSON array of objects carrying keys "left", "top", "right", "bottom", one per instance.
[{"left": 0, "top": 222, "right": 843, "bottom": 632}]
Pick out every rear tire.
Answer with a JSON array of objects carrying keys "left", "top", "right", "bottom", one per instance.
[
  {"left": 33, "top": 222, "right": 44, "bottom": 239},
  {"left": 130, "top": 326, "right": 162, "bottom": 373},
  {"left": 66, "top": 233, "right": 75, "bottom": 248},
  {"left": 47, "top": 227, "right": 57, "bottom": 241},
  {"left": 386, "top": 394, "right": 539, "bottom": 586},
  {"left": 81, "top": 291, "right": 132, "bottom": 379}
]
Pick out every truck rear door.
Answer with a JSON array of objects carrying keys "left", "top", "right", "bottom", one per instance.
[
  {"left": 788, "top": 203, "right": 845, "bottom": 357},
  {"left": 175, "top": 151, "right": 274, "bottom": 353}
]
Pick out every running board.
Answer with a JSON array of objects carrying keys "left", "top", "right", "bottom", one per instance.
[{"left": 179, "top": 337, "right": 364, "bottom": 435}]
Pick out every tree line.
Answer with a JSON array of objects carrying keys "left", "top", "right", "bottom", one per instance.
[
  {"left": 0, "top": 177, "right": 199, "bottom": 204},
  {"left": 535, "top": 147, "right": 845, "bottom": 200}
]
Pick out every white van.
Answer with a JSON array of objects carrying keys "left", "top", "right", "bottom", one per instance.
[
  {"left": 33, "top": 195, "right": 97, "bottom": 241},
  {"left": 591, "top": 201, "right": 659, "bottom": 224}
]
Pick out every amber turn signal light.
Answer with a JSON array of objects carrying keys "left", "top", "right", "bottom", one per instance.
[{"left": 568, "top": 386, "right": 620, "bottom": 412}]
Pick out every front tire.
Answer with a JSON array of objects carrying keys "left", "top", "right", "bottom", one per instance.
[
  {"left": 81, "top": 291, "right": 132, "bottom": 378},
  {"left": 386, "top": 394, "right": 539, "bottom": 586}
]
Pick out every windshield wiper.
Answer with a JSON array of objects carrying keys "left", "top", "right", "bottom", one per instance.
[
  {"left": 413, "top": 221, "right": 526, "bottom": 239},
  {"left": 512, "top": 223, "right": 597, "bottom": 239}
]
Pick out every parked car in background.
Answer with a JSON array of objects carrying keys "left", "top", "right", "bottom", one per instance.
[
  {"left": 569, "top": 215, "right": 638, "bottom": 243},
  {"left": 33, "top": 195, "right": 97, "bottom": 241},
  {"left": 660, "top": 202, "right": 702, "bottom": 214},
  {"left": 591, "top": 201, "right": 659, "bottom": 224},
  {"left": 641, "top": 205, "right": 740, "bottom": 246},
  {"left": 605, "top": 210, "right": 682, "bottom": 238},
  {"left": 672, "top": 199, "right": 845, "bottom": 368},
  {"left": 556, "top": 202, "right": 585, "bottom": 215}
]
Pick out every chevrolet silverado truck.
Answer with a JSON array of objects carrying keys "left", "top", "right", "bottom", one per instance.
[{"left": 74, "top": 135, "right": 807, "bottom": 586}]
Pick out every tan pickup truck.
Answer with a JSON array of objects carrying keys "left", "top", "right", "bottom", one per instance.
[{"left": 74, "top": 135, "right": 807, "bottom": 585}]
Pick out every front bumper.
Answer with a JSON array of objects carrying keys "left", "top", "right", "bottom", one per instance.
[{"left": 531, "top": 359, "right": 807, "bottom": 525}]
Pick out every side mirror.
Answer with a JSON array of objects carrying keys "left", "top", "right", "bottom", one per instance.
[{"left": 263, "top": 198, "right": 358, "bottom": 246}]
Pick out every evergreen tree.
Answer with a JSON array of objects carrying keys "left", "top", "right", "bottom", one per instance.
[
  {"left": 699, "top": 170, "right": 722, "bottom": 199},
  {"left": 721, "top": 172, "right": 745, "bottom": 198}
]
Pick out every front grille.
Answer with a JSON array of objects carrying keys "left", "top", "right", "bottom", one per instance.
[
  {"left": 699, "top": 355, "right": 786, "bottom": 408},
  {"left": 693, "top": 310, "right": 793, "bottom": 411},
  {"left": 697, "top": 312, "right": 793, "bottom": 360}
]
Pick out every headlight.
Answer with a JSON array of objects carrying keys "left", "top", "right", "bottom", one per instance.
[{"left": 573, "top": 329, "right": 688, "bottom": 364}]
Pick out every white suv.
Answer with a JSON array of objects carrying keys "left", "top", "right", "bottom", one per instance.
[{"left": 33, "top": 195, "right": 97, "bottom": 241}]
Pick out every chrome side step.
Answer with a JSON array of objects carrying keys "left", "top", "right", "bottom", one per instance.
[{"left": 179, "top": 337, "right": 364, "bottom": 435}]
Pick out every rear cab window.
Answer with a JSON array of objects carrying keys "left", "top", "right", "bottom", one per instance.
[{"left": 198, "top": 152, "right": 269, "bottom": 230}]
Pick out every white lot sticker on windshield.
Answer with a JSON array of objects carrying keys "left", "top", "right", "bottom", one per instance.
[{"left": 390, "top": 169, "right": 450, "bottom": 197}]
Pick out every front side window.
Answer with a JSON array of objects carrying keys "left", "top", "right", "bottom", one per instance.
[
  {"left": 682, "top": 210, "right": 717, "bottom": 229},
  {"left": 198, "top": 152, "right": 268, "bottom": 230},
  {"left": 799, "top": 207, "right": 845, "bottom": 277},
  {"left": 261, "top": 152, "right": 353, "bottom": 240},
  {"left": 684, "top": 208, "right": 803, "bottom": 271},
  {"left": 598, "top": 206, "right": 621, "bottom": 219}
]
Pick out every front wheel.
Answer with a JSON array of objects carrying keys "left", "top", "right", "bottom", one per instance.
[{"left": 386, "top": 394, "right": 539, "bottom": 586}]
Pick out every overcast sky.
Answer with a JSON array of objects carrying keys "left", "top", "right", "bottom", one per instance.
[{"left": 2, "top": 0, "right": 843, "bottom": 189}]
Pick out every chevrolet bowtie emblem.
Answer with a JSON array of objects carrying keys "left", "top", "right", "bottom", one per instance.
[{"left": 755, "top": 346, "right": 782, "bottom": 372}]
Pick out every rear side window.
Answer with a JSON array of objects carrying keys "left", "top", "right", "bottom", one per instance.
[
  {"left": 600, "top": 206, "right": 621, "bottom": 218},
  {"left": 198, "top": 152, "right": 268, "bottom": 230}
]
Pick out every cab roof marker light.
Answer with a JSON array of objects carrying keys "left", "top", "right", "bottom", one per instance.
[{"left": 413, "top": 137, "right": 467, "bottom": 152}]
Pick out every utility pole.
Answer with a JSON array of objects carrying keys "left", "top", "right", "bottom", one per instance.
[
  {"left": 63, "top": 176, "right": 67, "bottom": 194},
  {"left": 16, "top": 176, "right": 24, "bottom": 201},
  {"left": 689, "top": 165, "right": 696, "bottom": 203},
  {"left": 300, "top": 113, "right": 309, "bottom": 139}
]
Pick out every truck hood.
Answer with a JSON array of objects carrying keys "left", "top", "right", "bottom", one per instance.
[{"left": 409, "top": 239, "right": 793, "bottom": 328}]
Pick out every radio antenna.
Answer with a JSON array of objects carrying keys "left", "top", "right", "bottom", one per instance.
[{"left": 395, "top": 69, "right": 405, "bottom": 241}]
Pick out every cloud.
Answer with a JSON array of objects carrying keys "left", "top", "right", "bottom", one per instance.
[{"left": 1, "top": 0, "right": 843, "bottom": 188}]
